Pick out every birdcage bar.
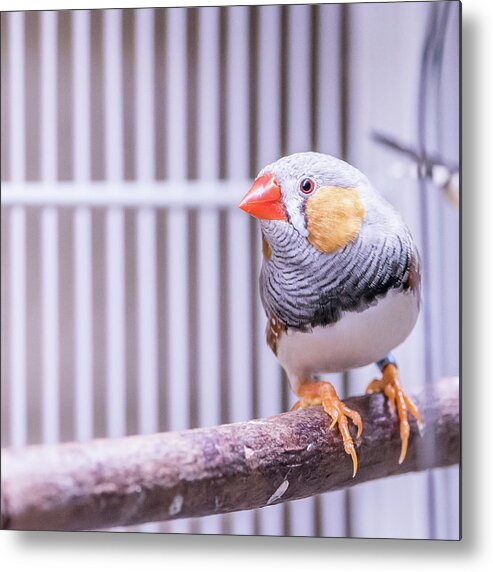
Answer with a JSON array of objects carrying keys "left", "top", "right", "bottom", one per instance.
[
  {"left": 104, "top": 9, "right": 124, "bottom": 183},
  {"left": 72, "top": 11, "right": 91, "bottom": 181},
  {"left": 166, "top": 210, "right": 190, "bottom": 433},
  {"left": 134, "top": 8, "right": 160, "bottom": 534},
  {"left": 197, "top": 7, "right": 220, "bottom": 181},
  {"left": 226, "top": 5, "right": 255, "bottom": 537},
  {"left": 40, "top": 11, "right": 58, "bottom": 181},
  {"left": 104, "top": 207, "right": 125, "bottom": 438},
  {"left": 40, "top": 11, "right": 60, "bottom": 445},
  {"left": 103, "top": 9, "right": 126, "bottom": 439},
  {"left": 166, "top": 8, "right": 187, "bottom": 182},
  {"left": 40, "top": 206, "right": 60, "bottom": 443},
  {"left": 9, "top": 207, "right": 27, "bottom": 448},
  {"left": 287, "top": 5, "right": 312, "bottom": 154},
  {"left": 317, "top": 3, "right": 342, "bottom": 155},
  {"left": 256, "top": 5, "right": 281, "bottom": 169},
  {"left": 165, "top": 204, "right": 191, "bottom": 536},
  {"left": 8, "top": 12, "right": 27, "bottom": 449},
  {"left": 136, "top": 209, "right": 158, "bottom": 435},
  {"left": 135, "top": 8, "right": 158, "bottom": 437},
  {"left": 197, "top": 210, "right": 221, "bottom": 534},
  {"left": 196, "top": 7, "right": 222, "bottom": 535},
  {"left": 8, "top": 12, "right": 25, "bottom": 184},
  {"left": 72, "top": 10, "right": 93, "bottom": 443},
  {"left": 164, "top": 7, "right": 191, "bottom": 535},
  {"left": 165, "top": 8, "right": 190, "bottom": 432},
  {"left": 226, "top": 6, "right": 250, "bottom": 182},
  {"left": 197, "top": 8, "right": 221, "bottom": 429},
  {"left": 73, "top": 208, "right": 93, "bottom": 442}
]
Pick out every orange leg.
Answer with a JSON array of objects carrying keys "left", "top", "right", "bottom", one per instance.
[
  {"left": 292, "top": 381, "right": 362, "bottom": 477},
  {"left": 366, "top": 364, "right": 422, "bottom": 464}
]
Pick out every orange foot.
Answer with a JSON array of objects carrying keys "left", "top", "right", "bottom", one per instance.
[
  {"left": 292, "top": 381, "right": 362, "bottom": 477},
  {"left": 366, "top": 364, "right": 422, "bottom": 464}
]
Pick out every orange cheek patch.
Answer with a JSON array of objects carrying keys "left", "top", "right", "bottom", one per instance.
[{"left": 305, "top": 186, "right": 365, "bottom": 254}]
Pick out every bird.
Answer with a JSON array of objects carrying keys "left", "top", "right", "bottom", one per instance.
[{"left": 238, "top": 151, "right": 422, "bottom": 477}]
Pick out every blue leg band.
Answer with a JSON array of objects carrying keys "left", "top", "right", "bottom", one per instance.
[{"left": 376, "top": 353, "right": 398, "bottom": 372}]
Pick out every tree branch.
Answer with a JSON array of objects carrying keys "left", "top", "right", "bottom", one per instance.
[{"left": 1, "top": 378, "right": 459, "bottom": 531}]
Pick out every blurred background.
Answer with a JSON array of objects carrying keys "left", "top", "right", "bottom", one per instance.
[{"left": 1, "top": 2, "right": 459, "bottom": 538}]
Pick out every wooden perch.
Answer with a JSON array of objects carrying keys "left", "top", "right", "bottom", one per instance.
[{"left": 1, "top": 378, "right": 459, "bottom": 532}]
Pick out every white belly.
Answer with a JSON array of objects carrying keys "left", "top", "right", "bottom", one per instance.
[{"left": 276, "top": 289, "right": 419, "bottom": 390}]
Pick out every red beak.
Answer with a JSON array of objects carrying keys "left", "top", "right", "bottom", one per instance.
[{"left": 238, "top": 173, "right": 287, "bottom": 221}]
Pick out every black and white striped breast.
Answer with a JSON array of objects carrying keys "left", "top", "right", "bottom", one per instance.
[{"left": 259, "top": 218, "right": 420, "bottom": 332}]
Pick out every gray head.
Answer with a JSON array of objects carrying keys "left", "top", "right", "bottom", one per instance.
[{"left": 239, "top": 152, "right": 391, "bottom": 255}]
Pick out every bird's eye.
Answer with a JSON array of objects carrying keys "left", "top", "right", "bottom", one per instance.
[{"left": 300, "top": 178, "right": 315, "bottom": 194}]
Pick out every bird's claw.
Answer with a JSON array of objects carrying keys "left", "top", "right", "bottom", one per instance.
[
  {"left": 293, "top": 381, "right": 362, "bottom": 477},
  {"left": 366, "top": 364, "right": 422, "bottom": 464}
]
